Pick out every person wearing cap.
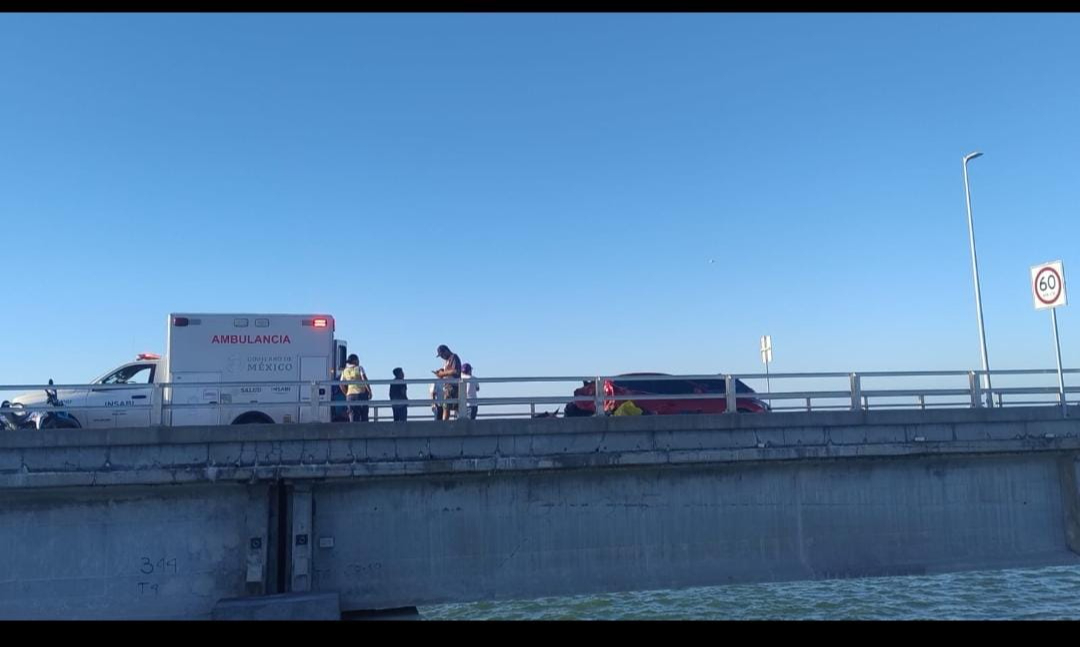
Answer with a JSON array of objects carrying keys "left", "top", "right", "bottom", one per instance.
[
  {"left": 462, "top": 363, "right": 479, "bottom": 420},
  {"left": 433, "top": 344, "right": 462, "bottom": 421},
  {"left": 341, "top": 354, "right": 371, "bottom": 423}
]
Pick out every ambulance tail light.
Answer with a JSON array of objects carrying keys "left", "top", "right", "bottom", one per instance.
[
  {"left": 313, "top": 318, "right": 328, "bottom": 328},
  {"left": 173, "top": 317, "right": 189, "bottom": 327}
]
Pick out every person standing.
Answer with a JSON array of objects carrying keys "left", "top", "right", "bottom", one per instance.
[
  {"left": 341, "top": 354, "right": 371, "bottom": 422},
  {"left": 429, "top": 379, "right": 444, "bottom": 420},
  {"left": 462, "top": 362, "right": 479, "bottom": 420},
  {"left": 433, "top": 344, "right": 462, "bottom": 421},
  {"left": 390, "top": 367, "right": 408, "bottom": 422}
]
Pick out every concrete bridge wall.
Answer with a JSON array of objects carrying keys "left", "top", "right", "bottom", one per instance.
[{"left": 1, "top": 407, "right": 1078, "bottom": 618}]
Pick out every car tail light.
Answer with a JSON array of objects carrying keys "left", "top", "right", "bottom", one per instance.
[{"left": 173, "top": 317, "right": 189, "bottom": 327}]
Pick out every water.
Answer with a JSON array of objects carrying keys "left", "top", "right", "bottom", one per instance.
[{"left": 421, "top": 564, "right": 1080, "bottom": 620}]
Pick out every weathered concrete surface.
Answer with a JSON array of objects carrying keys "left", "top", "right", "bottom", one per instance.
[
  {"left": 2, "top": 406, "right": 1079, "bottom": 488},
  {"left": 0, "top": 483, "right": 270, "bottom": 619},
  {"left": 1059, "top": 455, "right": 1080, "bottom": 555},
  {"left": 0, "top": 406, "right": 1078, "bottom": 618},
  {"left": 311, "top": 453, "right": 1080, "bottom": 610},
  {"left": 212, "top": 591, "right": 340, "bottom": 621}
]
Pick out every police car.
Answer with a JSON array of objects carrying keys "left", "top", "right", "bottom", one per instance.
[{"left": 9, "top": 353, "right": 163, "bottom": 428}]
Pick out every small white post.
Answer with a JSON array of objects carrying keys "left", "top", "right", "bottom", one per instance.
[
  {"left": 725, "top": 375, "right": 736, "bottom": 414},
  {"left": 850, "top": 373, "right": 861, "bottom": 411},
  {"left": 458, "top": 377, "right": 467, "bottom": 420},
  {"left": 968, "top": 371, "right": 981, "bottom": 409},
  {"left": 151, "top": 383, "right": 164, "bottom": 426}
]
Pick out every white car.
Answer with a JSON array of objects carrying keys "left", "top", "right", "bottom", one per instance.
[{"left": 12, "top": 354, "right": 162, "bottom": 429}]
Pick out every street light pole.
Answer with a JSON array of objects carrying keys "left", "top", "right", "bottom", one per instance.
[{"left": 962, "top": 151, "right": 992, "bottom": 407}]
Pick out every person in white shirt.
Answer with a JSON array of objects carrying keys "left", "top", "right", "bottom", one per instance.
[
  {"left": 429, "top": 379, "right": 444, "bottom": 421},
  {"left": 462, "top": 363, "right": 479, "bottom": 420}
]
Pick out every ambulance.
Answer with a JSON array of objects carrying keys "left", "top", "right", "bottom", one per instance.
[{"left": 11, "top": 314, "right": 348, "bottom": 428}]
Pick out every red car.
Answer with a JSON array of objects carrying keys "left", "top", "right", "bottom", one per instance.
[{"left": 565, "top": 373, "right": 769, "bottom": 416}]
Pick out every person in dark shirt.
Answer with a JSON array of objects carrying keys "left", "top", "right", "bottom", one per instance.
[{"left": 390, "top": 367, "right": 408, "bottom": 422}]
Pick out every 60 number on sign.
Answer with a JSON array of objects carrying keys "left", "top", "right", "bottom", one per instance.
[{"left": 1031, "top": 261, "right": 1066, "bottom": 310}]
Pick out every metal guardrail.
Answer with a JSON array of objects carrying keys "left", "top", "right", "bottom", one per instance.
[{"left": 1, "top": 369, "right": 1076, "bottom": 426}]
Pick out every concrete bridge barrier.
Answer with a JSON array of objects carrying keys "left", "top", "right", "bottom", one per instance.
[{"left": 1, "top": 406, "right": 1078, "bottom": 618}]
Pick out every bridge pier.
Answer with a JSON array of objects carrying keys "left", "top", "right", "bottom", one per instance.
[
  {"left": 1058, "top": 453, "right": 1080, "bottom": 556},
  {"left": 290, "top": 482, "right": 314, "bottom": 594}
]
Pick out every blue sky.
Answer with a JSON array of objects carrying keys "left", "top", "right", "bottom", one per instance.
[{"left": 1, "top": 13, "right": 1078, "bottom": 396}]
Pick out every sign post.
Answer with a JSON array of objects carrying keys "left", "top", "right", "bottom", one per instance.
[
  {"left": 760, "top": 335, "right": 772, "bottom": 407},
  {"left": 1030, "top": 260, "right": 1068, "bottom": 416}
]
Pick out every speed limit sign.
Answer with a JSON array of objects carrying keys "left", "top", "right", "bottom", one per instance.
[
  {"left": 1031, "top": 260, "right": 1067, "bottom": 310},
  {"left": 1030, "top": 260, "right": 1069, "bottom": 416}
]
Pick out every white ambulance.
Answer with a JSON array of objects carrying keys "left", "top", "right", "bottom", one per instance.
[{"left": 13, "top": 314, "right": 348, "bottom": 428}]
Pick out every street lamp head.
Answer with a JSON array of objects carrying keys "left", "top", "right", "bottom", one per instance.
[{"left": 963, "top": 151, "right": 984, "bottom": 163}]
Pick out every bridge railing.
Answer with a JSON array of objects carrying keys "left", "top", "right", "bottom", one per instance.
[{"left": 0, "top": 368, "right": 1075, "bottom": 426}]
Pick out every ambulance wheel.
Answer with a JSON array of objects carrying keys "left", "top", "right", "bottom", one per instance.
[{"left": 231, "top": 412, "right": 275, "bottom": 425}]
